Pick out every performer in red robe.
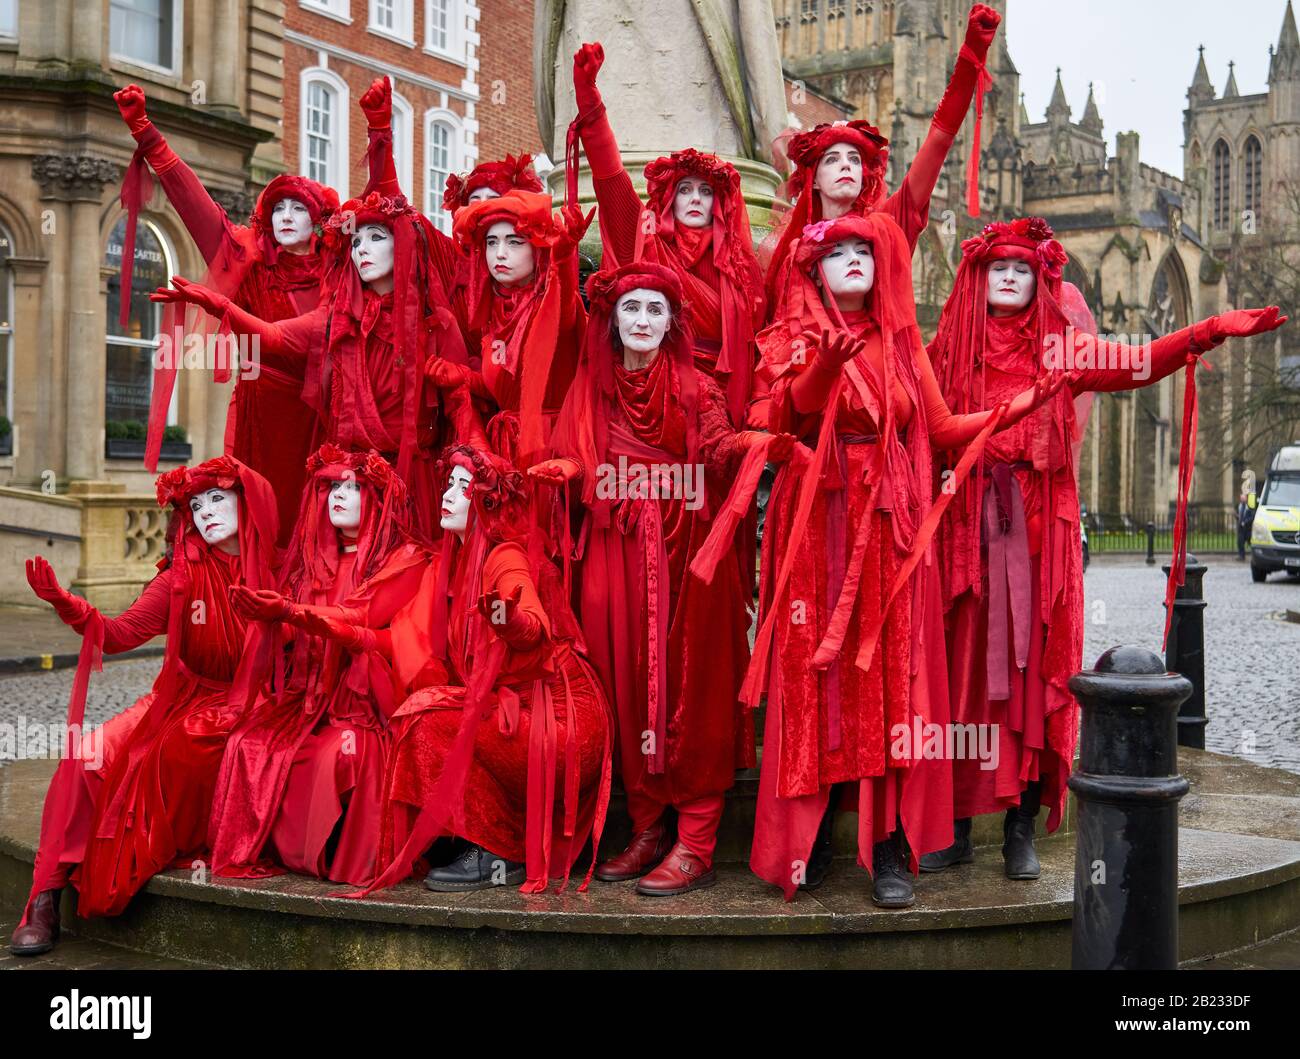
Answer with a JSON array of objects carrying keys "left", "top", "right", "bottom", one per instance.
[
  {"left": 568, "top": 43, "right": 766, "bottom": 427},
  {"left": 922, "top": 218, "right": 1287, "bottom": 879},
  {"left": 354, "top": 446, "right": 612, "bottom": 894},
  {"left": 113, "top": 85, "right": 338, "bottom": 544},
  {"left": 531, "top": 262, "right": 791, "bottom": 896},
  {"left": 151, "top": 191, "right": 471, "bottom": 540},
  {"left": 742, "top": 214, "right": 1061, "bottom": 906},
  {"left": 762, "top": 4, "right": 1002, "bottom": 308},
  {"left": 8, "top": 457, "right": 278, "bottom": 954},
  {"left": 425, "top": 188, "right": 591, "bottom": 466},
  {"left": 206, "top": 445, "right": 428, "bottom": 885}
]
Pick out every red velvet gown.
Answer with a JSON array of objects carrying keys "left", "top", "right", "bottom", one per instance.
[
  {"left": 752, "top": 312, "right": 991, "bottom": 900},
  {"left": 939, "top": 313, "right": 1211, "bottom": 832},
  {"left": 132, "top": 126, "right": 325, "bottom": 543},
  {"left": 208, "top": 544, "right": 427, "bottom": 885},
  {"left": 380, "top": 542, "right": 612, "bottom": 891},
  {"left": 47, "top": 547, "right": 252, "bottom": 918},
  {"left": 565, "top": 356, "right": 754, "bottom": 864}
]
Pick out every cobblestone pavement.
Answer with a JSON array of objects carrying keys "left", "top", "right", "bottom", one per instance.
[{"left": 1083, "top": 556, "right": 1300, "bottom": 774}]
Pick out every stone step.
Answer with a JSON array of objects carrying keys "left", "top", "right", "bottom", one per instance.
[{"left": 1, "top": 748, "right": 1296, "bottom": 969}]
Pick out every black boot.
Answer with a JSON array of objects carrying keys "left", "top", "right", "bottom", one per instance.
[
  {"left": 871, "top": 831, "right": 915, "bottom": 908},
  {"left": 424, "top": 844, "right": 525, "bottom": 892},
  {"left": 918, "top": 817, "right": 974, "bottom": 873},
  {"left": 1002, "top": 782, "right": 1041, "bottom": 880},
  {"left": 799, "top": 794, "right": 837, "bottom": 891}
]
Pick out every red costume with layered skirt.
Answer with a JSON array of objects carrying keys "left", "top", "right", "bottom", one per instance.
[
  {"left": 207, "top": 446, "right": 427, "bottom": 885},
  {"left": 17, "top": 457, "right": 277, "bottom": 926},
  {"left": 115, "top": 86, "right": 337, "bottom": 544},
  {"left": 930, "top": 219, "right": 1287, "bottom": 831},
  {"left": 360, "top": 447, "right": 612, "bottom": 894}
]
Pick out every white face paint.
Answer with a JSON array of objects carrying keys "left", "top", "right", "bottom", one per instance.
[
  {"left": 351, "top": 223, "right": 395, "bottom": 291},
  {"left": 189, "top": 488, "right": 240, "bottom": 552},
  {"left": 467, "top": 186, "right": 501, "bottom": 204},
  {"left": 819, "top": 238, "right": 875, "bottom": 301},
  {"left": 440, "top": 465, "right": 473, "bottom": 537},
  {"left": 615, "top": 288, "right": 673, "bottom": 358},
  {"left": 484, "top": 220, "right": 536, "bottom": 287},
  {"left": 327, "top": 478, "right": 362, "bottom": 534},
  {"left": 987, "top": 258, "right": 1037, "bottom": 314},
  {"left": 271, "top": 197, "right": 314, "bottom": 250},
  {"left": 814, "top": 141, "right": 864, "bottom": 210},
  {"left": 673, "top": 178, "right": 715, "bottom": 229}
]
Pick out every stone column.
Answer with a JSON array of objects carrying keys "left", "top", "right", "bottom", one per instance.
[
  {"left": 31, "top": 154, "right": 120, "bottom": 484},
  {"left": 6, "top": 257, "right": 49, "bottom": 485}
]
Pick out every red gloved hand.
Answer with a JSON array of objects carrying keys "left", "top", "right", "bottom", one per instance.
[
  {"left": 25, "top": 556, "right": 87, "bottom": 626},
  {"left": 1206, "top": 307, "right": 1288, "bottom": 345},
  {"left": 113, "top": 84, "right": 150, "bottom": 134},
  {"left": 735, "top": 431, "right": 798, "bottom": 464},
  {"left": 293, "top": 608, "right": 373, "bottom": 651},
  {"left": 230, "top": 585, "right": 292, "bottom": 622},
  {"left": 478, "top": 585, "right": 540, "bottom": 646},
  {"left": 573, "top": 42, "right": 605, "bottom": 112},
  {"left": 360, "top": 76, "right": 392, "bottom": 130},
  {"left": 964, "top": 4, "right": 1001, "bottom": 58},
  {"left": 150, "top": 276, "right": 230, "bottom": 318},
  {"left": 527, "top": 458, "right": 581, "bottom": 484},
  {"left": 426, "top": 356, "right": 471, "bottom": 389},
  {"left": 553, "top": 203, "right": 595, "bottom": 257},
  {"left": 803, "top": 327, "right": 865, "bottom": 369}
]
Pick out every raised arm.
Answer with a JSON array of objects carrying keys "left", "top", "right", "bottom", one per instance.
[
  {"left": 27, "top": 556, "right": 172, "bottom": 654},
  {"left": 572, "top": 43, "right": 648, "bottom": 267},
  {"left": 150, "top": 276, "right": 321, "bottom": 359},
  {"left": 882, "top": 4, "right": 1001, "bottom": 246},
  {"left": 1070, "top": 308, "right": 1287, "bottom": 394},
  {"left": 114, "top": 85, "right": 231, "bottom": 263}
]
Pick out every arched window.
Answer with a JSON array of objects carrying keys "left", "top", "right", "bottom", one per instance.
[
  {"left": 1148, "top": 252, "right": 1191, "bottom": 338},
  {"left": 424, "top": 110, "right": 464, "bottom": 234},
  {"left": 300, "top": 69, "right": 349, "bottom": 192},
  {"left": 391, "top": 90, "right": 414, "bottom": 198},
  {"left": 104, "top": 217, "right": 177, "bottom": 430},
  {"left": 1212, "top": 139, "right": 1232, "bottom": 230},
  {"left": 1243, "top": 135, "right": 1263, "bottom": 219}
]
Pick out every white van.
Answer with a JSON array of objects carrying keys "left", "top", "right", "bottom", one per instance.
[{"left": 1250, "top": 443, "right": 1300, "bottom": 582}]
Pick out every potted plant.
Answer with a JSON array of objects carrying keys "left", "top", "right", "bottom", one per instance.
[
  {"left": 105, "top": 420, "right": 191, "bottom": 461},
  {"left": 0, "top": 415, "right": 12, "bottom": 457}
]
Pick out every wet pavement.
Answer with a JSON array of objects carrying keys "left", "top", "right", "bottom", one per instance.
[{"left": 1082, "top": 556, "right": 1300, "bottom": 774}]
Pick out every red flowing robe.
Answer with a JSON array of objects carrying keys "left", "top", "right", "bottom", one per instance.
[
  {"left": 751, "top": 312, "right": 993, "bottom": 900},
  {"left": 561, "top": 356, "right": 754, "bottom": 814},
  {"left": 208, "top": 543, "right": 428, "bottom": 885},
  {"left": 65, "top": 547, "right": 252, "bottom": 918},
  {"left": 936, "top": 312, "right": 1213, "bottom": 832},
  {"left": 133, "top": 132, "right": 325, "bottom": 544},
  {"left": 379, "top": 542, "right": 612, "bottom": 891}
]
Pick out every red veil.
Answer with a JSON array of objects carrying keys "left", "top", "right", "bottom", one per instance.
[{"left": 442, "top": 154, "right": 544, "bottom": 216}]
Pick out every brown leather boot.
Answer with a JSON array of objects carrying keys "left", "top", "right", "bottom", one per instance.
[
  {"left": 635, "top": 841, "right": 717, "bottom": 896},
  {"left": 593, "top": 820, "right": 673, "bottom": 882},
  {"left": 9, "top": 889, "right": 62, "bottom": 956}
]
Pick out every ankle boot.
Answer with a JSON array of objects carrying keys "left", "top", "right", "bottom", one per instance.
[
  {"left": 9, "top": 889, "right": 62, "bottom": 956},
  {"left": 871, "top": 832, "right": 915, "bottom": 908},
  {"left": 593, "top": 820, "right": 674, "bottom": 882},
  {"left": 918, "top": 817, "right": 974, "bottom": 873},
  {"left": 423, "top": 844, "right": 525, "bottom": 892},
  {"left": 799, "top": 797, "right": 837, "bottom": 891},
  {"left": 1002, "top": 783, "right": 1041, "bottom": 880}
]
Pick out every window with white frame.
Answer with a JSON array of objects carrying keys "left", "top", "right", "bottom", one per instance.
[
  {"left": 300, "top": 0, "right": 350, "bottom": 20},
  {"left": 425, "top": 111, "right": 462, "bottom": 234},
  {"left": 110, "top": 0, "right": 181, "bottom": 73},
  {"left": 391, "top": 91, "right": 415, "bottom": 198},
  {"left": 0, "top": 0, "right": 17, "bottom": 40},
  {"left": 426, "top": 0, "right": 465, "bottom": 61},
  {"left": 369, "top": 0, "right": 413, "bottom": 43},
  {"left": 300, "top": 70, "right": 349, "bottom": 193}
]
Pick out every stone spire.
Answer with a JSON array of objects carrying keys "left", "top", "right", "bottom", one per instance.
[
  {"left": 1272, "top": 1, "right": 1300, "bottom": 81},
  {"left": 1046, "top": 68, "right": 1071, "bottom": 124},
  {"left": 1189, "top": 44, "right": 1215, "bottom": 106},
  {"left": 1081, "top": 82, "right": 1103, "bottom": 135},
  {"left": 1224, "top": 61, "right": 1240, "bottom": 98},
  {"left": 1019, "top": 91, "right": 1030, "bottom": 126}
]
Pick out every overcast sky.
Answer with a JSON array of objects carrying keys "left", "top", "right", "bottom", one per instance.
[{"left": 1006, "top": 0, "right": 1291, "bottom": 177}]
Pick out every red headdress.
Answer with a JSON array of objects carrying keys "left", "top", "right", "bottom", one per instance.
[
  {"left": 551, "top": 262, "right": 700, "bottom": 521},
  {"left": 628, "top": 149, "right": 766, "bottom": 423},
  {"left": 763, "top": 120, "right": 890, "bottom": 305},
  {"left": 140, "top": 175, "right": 339, "bottom": 474},
  {"left": 442, "top": 154, "right": 544, "bottom": 215},
  {"left": 452, "top": 190, "right": 584, "bottom": 458},
  {"left": 305, "top": 191, "right": 467, "bottom": 529}
]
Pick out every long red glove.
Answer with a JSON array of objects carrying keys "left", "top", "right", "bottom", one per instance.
[
  {"left": 790, "top": 328, "right": 864, "bottom": 414},
  {"left": 114, "top": 84, "right": 182, "bottom": 173},
  {"left": 571, "top": 43, "right": 623, "bottom": 181},
  {"left": 477, "top": 585, "right": 542, "bottom": 648},
  {"left": 359, "top": 75, "right": 391, "bottom": 129},
  {"left": 26, "top": 556, "right": 90, "bottom": 628}
]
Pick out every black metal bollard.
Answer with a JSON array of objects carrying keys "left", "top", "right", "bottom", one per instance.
[
  {"left": 1145, "top": 522, "right": 1156, "bottom": 565},
  {"left": 1163, "top": 554, "right": 1208, "bottom": 749},
  {"left": 1068, "top": 646, "right": 1191, "bottom": 969}
]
